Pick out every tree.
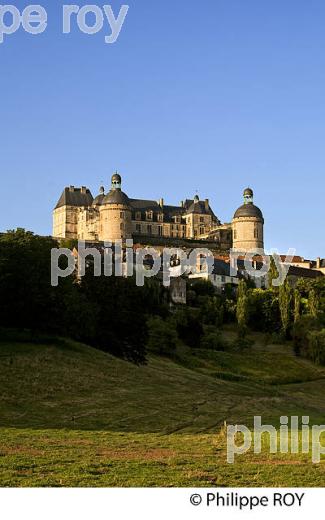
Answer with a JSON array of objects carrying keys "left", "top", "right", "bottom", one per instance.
[
  {"left": 0, "top": 229, "right": 65, "bottom": 334},
  {"left": 190, "top": 279, "right": 215, "bottom": 298},
  {"left": 199, "top": 295, "right": 224, "bottom": 326},
  {"left": 247, "top": 289, "right": 281, "bottom": 333},
  {"left": 268, "top": 256, "right": 279, "bottom": 290},
  {"left": 174, "top": 308, "right": 203, "bottom": 348},
  {"left": 147, "top": 316, "right": 177, "bottom": 355},
  {"left": 293, "top": 289, "right": 301, "bottom": 323},
  {"left": 236, "top": 280, "right": 249, "bottom": 337},
  {"left": 279, "top": 280, "right": 292, "bottom": 337},
  {"left": 308, "top": 289, "right": 319, "bottom": 318},
  {"left": 81, "top": 272, "right": 148, "bottom": 364}
]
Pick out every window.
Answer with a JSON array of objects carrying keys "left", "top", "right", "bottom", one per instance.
[
  {"left": 200, "top": 226, "right": 204, "bottom": 235},
  {"left": 146, "top": 211, "right": 153, "bottom": 221},
  {"left": 254, "top": 227, "right": 259, "bottom": 239},
  {"left": 136, "top": 224, "right": 141, "bottom": 233},
  {"left": 234, "top": 230, "right": 237, "bottom": 239},
  {"left": 158, "top": 226, "right": 162, "bottom": 236},
  {"left": 147, "top": 224, "right": 152, "bottom": 234},
  {"left": 120, "top": 211, "right": 124, "bottom": 218},
  {"left": 135, "top": 211, "right": 141, "bottom": 221},
  {"left": 200, "top": 217, "right": 204, "bottom": 223},
  {"left": 120, "top": 222, "right": 124, "bottom": 231}
]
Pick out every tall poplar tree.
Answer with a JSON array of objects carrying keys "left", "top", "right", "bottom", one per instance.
[
  {"left": 308, "top": 289, "right": 319, "bottom": 317},
  {"left": 293, "top": 289, "right": 301, "bottom": 323},
  {"left": 236, "top": 280, "right": 249, "bottom": 337},
  {"left": 279, "top": 280, "right": 292, "bottom": 337}
]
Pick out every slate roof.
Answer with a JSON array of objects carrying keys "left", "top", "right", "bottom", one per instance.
[
  {"left": 129, "top": 199, "right": 186, "bottom": 223},
  {"left": 129, "top": 199, "right": 161, "bottom": 211},
  {"left": 288, "top": 266, "right": 324, "bottom": 279},
  {"left": 234, "top": 203, "right": 263, "bottom": 220},
  {"left": 55, "top": 188, "right": 220, "bottom": 224},
  {"left": 92, "top": 193, "right": 105, "bottom": 206},
  {"left": 212, "top": 259, "right": 231, "bottom": 276},
  {"left": 163, "top": 205, "right": 186, "bottom": 223},
  {"left": 55, "top": 187, "right": 93, "bottom": 209},
  {"left": 102, "top": 189, "right": 130, "bottom": 205}
]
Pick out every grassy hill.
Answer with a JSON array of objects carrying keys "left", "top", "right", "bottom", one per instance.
[{"left": 1, "top": 333, "right": 325, "bottom": 486}]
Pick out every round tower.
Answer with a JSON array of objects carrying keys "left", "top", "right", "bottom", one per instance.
[
  {"left": 92, "top": 185, "right": 105, "bottom": 207},
  {"left": 99, "top": 173, "right": 132, "bottom": 242},
  {"left": 232, "top": 188, "right": 264, "bottom": 252}
]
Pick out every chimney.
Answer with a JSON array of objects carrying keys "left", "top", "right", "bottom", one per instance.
[
  {"left": 69, "top": 186, "right": 75, "bottom": 192},
  {"left": 159, "top": 198, "right": 164, "bottom": 208},
  {"left": 205, "top": 198, "right": 209, "bottom": 211},
  {"left": 316, "top": 257, "right": 321, "bottom": 269},
  {"left": 81, "top": 186, "right": 87, "bottom": 194},
  {"left": 180, "top": 200, "right": 184, "bottom": 208}
]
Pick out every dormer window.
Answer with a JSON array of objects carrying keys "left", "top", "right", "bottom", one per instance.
[
  {"left": 146, "top": 211, "right": 153, "bottom": 221},
  {"left": 135, "top": 211, "right": 141, "bottom": 221},
  {"left": 158, "top": 213, "right": 164, "bottom": 222}
]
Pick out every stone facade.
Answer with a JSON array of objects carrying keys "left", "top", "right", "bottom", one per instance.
[
  {"left": 53, "top": 174, "right": 265, "bottom": 252},
  {"left": 232, "top": 216, "right": 264, "bottom": 251}
]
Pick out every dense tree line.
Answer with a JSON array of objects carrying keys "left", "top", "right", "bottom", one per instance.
[
  {"left": 0, "top": 230, "right": 167, "bottom": 364},
  {"left": 1, "top": 230, "right": 324, "bottom": 365}
]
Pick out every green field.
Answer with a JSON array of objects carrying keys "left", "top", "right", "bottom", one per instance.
[{"left": 1, "top": 333, "right": 325, "bottom": 486}]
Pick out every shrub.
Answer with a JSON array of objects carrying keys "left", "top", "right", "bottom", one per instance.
[
  {"left": 199, "top": 296, "right": 224, "bottom": 326},
  {"left": 248, "top": 289, "right": 281, "bottom": 333},
  {"left": 146, "top": 316, "right": 178, "bottom": 356},
  {"left": 223, "top": 299, "right": 236, "bottom": 323},
  {"left": 200, "top": 330, "right": 226, "bottom": 351},
  {"left": 189, "top": 279, "right": 216, "bottom": 298},
  {"left": 306, "top": 330, "right": 325, "bottom": 365},
  {"left": 264, "top": 331, "right": 286, "bottom": 345},
  {"left": 292, "top": 315, "right": 321, "bottom": 357},
  {"left": 231, "top": 337, "right": 254, "bottom": 350},
  {"left": 174, "top": 309, "right": 204, "bottom": 348}
]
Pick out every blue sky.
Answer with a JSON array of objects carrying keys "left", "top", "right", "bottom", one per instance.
[{"left": 0, "top": 0, "right": 324, "bottom": 258}]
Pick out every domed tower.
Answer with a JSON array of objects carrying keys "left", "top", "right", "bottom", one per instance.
[
  {"left": 232, "top": 188, "right": 264, "bottom": 252},
  {"left": 92, "top": 186, "right": 105, "bottom": 207},
  {"left": 99, "top": 173, "right": 132, "bottom": 242}
]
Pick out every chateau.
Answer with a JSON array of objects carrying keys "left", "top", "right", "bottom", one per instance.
[{"left": 53, "top": 173, "right": 264, "bottom": 252}]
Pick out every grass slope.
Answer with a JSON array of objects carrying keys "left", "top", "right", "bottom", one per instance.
[{"left": 0, "top": 335, "right": 325, "bottom": 486}]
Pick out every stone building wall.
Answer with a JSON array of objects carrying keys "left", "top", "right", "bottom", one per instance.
[
  {"left": 99, "top": 204, "right": 132, "bottom": 241},
  {"left": 53, "top": 206, "right": 78, "bottom": 239},
  {"left": 232, "top": 216, "right": 264, "bottom": 251}
]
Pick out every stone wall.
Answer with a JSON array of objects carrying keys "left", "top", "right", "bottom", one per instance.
[
  {"left": 99, "top": 204, "right": 132, "bottom": 241},
  {"left": 232, "top": 216, "right": 264, "bottom": 251}
]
